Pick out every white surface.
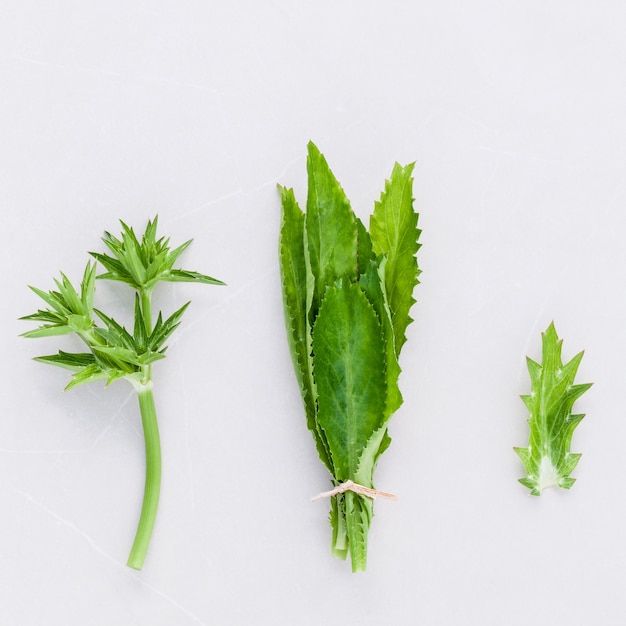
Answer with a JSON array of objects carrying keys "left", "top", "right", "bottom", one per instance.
[{"left": 1, "top": 2, "right": 625, "bottom": 624}]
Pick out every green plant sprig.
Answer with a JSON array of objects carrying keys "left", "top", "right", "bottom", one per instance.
[
  {"left": 515, "top": 323, "right": 592, "bottom": 495},
  {"left": 278, "top": 142, "right": 421, "bottom": 571},
  {"left": 21, "top": 217, "right": 224, "bottom": 569}
]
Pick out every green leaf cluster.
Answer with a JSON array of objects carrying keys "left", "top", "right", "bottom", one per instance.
[
  {"left": 278, "top": 142, "right": 421, "bottom": 571},
  {"left": 21, "top": 217, "right": 223, "bottom": 390},
  {"left": 91, "top": 217, "right": 224, "bottom": 293},
  {"left": 21, "top": 262, "right": 97, "bottom": 338},
  {"left": 515, "top": 323, "right": 592, "bottom": 495}
]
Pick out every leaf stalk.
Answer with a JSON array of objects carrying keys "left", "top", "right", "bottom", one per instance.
[{"left": 126, "top": 382, "right": 161, "bottom": 570}]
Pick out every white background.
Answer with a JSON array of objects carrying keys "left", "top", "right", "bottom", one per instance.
[{"left": 1, "top": 2, "right": 625, "bottom": 624}]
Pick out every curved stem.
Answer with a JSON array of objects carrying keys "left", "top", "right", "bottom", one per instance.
[{"left": 127, "top": 384, "right": 161, "bottom": 570}]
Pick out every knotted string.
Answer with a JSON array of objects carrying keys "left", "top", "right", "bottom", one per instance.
[{"left": 311, "top": 479, "right": 398, "bottom": 502}]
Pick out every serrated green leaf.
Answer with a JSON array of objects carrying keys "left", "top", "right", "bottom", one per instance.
[
  {"left": 354, "top": 424, "right": 390, "bottom": 488},
  {"left": 358, "top": 257, "right": 402, "bottom": 418},
  {"left": 344, "top": 490, "right": 373, "bottom": 573},
  {"left": 278, "top": 184, "right": 332, "bottom": 472},
  {"left": 516, "top": 323, "right": 592, "bottom": 495},
  {"left": 312, "top": 281, "right": 387, "bottom": 482},
  {"left": 356, "top": 216, "right": 375, "bottom": 276},
  {"left": 369, "top": 162, "right": 421, "bottom": 357},
  {"left": 305, "top": 142, "right": 358, "bottom": 319}
]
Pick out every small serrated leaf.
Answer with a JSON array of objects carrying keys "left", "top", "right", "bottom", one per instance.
[{"left": 516, "top": 323, "right": 591, "bottom": 494}]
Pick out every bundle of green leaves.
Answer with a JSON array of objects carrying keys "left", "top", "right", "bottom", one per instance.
[
  {"left": 515, "top": 323, "right": 592, "bottom": 495},
  {"left": 278, "top": 142, "right": 421, "bottom": 571},
  {"left": 21, "top": 217, "right": 224, "bottom": 569}
]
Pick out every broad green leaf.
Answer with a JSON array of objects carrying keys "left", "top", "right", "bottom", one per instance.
[
  {"left": 369, "top": 162, "right": 421, "bottom": 356},
  {"left": 278, "top": 185, "right": 332, "bottom": 472},
  {"left": 305, "top": 142, "right": 358, "bottom": 319},
  {"left": 312, "top": 281, "right": 387, "bottom": 482},
  {"left": 516, "top": 323, "right": 592, "bottom": 495}
]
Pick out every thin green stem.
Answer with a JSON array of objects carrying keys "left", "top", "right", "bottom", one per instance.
[
  {"left": 140, "top": 290, "right": 153, "bottom": 383},
  {"left": 141, "top": 290, "right": 153, "bottom": 331},
  {"left": 127, "top": 383, "right": 161, "bottom": 570}
]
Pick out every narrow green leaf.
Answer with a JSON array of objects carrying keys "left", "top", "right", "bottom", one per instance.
[
  {"left": 278, "top": 185, "right": 333, "bottom": 472},
  {"left": 344, "top": 490, "right": 373, "bottom": 573},
  {"left": 369, "top": 162, "right": 421, "bottom": 356},
  {"left": 148, "top": 302, "right": 190, "bottom": 351},
  {"left": 354, "top": 424, "right": 388, "bottom": 480},
  {"left": 34, "top": 351, "right": 96, "bottom": 371},
  {"left": 89, "top": 252, "right": 128, "bottom": 280},
  {"left": 81, "top": 261, "right": 97, "bottom": 312},
  {"left": 21, "top": 324, "right": 73, "bottom": 338},
  {"left": 64, "top": 364, "right": 109, "bottom": 390},
  {"left": 26, "top": 285, "right": 67, "bottom": 314},
  {"left": 133, "top": 294, "right": 148, "bottom": 349},
  {"left": 330, "top": 496, "right": 349, "bottom": 561},
  {"left": 358, "top": 257, "right": 402, "bottom": 418},
  {"left": 167, "top": 239, "right": 193, "bottom": 267},
  {"left": 305, "top": 141, "right": 358, "bottom": 319},
  {"left": 164, "top": 269, "right": 225, "bottom": 285}
]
